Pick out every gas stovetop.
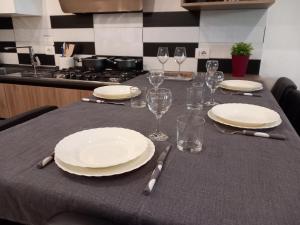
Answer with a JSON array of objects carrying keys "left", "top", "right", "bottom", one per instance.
[{"left": 54, "top": 68, "right": 148, "bottom": 84}]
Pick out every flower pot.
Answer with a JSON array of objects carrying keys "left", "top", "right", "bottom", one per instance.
[{"left": 232, "top": 55, "right": 249, "bottom": 77}]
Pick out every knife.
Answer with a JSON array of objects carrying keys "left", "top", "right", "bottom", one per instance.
[
  {"left": 81, "top": 98, "right": 125, "bottom": 106},
  {"left": 233, "top": 93, "right": 262, "bottom": 97},
  {"left": 37, "top": 152, "right": 55, "bottom": 169},
  {"left": 239, "top": 130, "right": 286, "bottom": 140},
  {"left": 143, "top": 144, "right": 172, "bottom": 195}
]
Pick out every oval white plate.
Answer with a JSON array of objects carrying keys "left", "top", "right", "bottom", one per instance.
[
  {"left": 93, "top": 85, "right": 140, "bottom": 100},
  {"left": 55, "top": 139, "right": 155, "bottom": 177},
  {"left": 55, "top": 128, "right": 148, "bottom": 168},
  {"left": 211, "top": 103, "right": 281, "bottom": 128},
  {"left": 220, "top": 80, "right": 263, "bottom": 92},
  {"left": 208, "top": 109, "right": 282, "bottom": 129}
]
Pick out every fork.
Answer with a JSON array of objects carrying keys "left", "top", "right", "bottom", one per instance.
[{"left": 214, "top": 123, "right": 286, "bottom": 140}]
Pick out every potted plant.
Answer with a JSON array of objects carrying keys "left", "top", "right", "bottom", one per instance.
[{"left": 231, "top": 42, "right": 253, "bottom": 77}]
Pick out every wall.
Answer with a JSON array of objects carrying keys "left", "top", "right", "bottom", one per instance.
[
  {"left": 260, "top": 0, "right": 300, "bottom": 88},
  {"left": 0, "top": 0, "right": 267, "bottom": 74}
]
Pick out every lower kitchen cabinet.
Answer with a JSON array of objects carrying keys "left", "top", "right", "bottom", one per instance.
[{"left": 0, "top": 83, "right": 92, "bottom": 118}]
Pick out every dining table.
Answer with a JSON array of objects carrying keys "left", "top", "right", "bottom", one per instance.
[{"left": 0, "top": 74, "right": 300, "bottom": 225}]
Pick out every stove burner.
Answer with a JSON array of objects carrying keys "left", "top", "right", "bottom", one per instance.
[{"left": 54, "top": 67, "right": 147, "bottom": 83}]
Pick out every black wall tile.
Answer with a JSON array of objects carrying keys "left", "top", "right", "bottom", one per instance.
[
  {"left": 144, "top": 43, "right": 198, "bottom": 57},
  {"left": 50, "top": 15, "right": 94, "bottom": 29},
  {"left": 54, "top": 42, "right": 95, "bottom": 55},
  {"left": 0, "top": 17, "right": 13, "bottom": 29},
  {"left": 18, "top": 53, "right": 55, "bottom": 66},
  {"left": 143, "top": 11, "right": 200, "bottom": 27},
  {"left": 197, "top": 58, "right": 261, "bottom": 74},
  {"left": 0, "top": 42, "right": 16, "bottom": 52}
]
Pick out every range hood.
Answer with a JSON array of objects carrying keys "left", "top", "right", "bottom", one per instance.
[{"left": 59, "top": 0, "right": 143, "bottom": 13}]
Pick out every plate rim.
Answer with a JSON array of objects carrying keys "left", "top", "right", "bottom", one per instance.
[
  {"left": 55, "top": 127, "right": 149, "bottom": 168},
  {"left": 220, "top": 80, "right": 263, "bottom": 92},
  {"left": 54, "top": 139, "right": 155, "bottom": 177},
  {"left": 208, "top": 109, "right": 282, "bottom": 129}
]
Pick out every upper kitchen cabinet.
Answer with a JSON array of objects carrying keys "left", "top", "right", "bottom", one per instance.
[
  {"left": 0, "top": 0, "right": 43, "bottom": 16},
  {"left": 181, "top": 0, "right": 275, "bottom": 10}
]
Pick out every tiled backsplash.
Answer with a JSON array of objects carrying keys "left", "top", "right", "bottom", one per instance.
[{"left": 0, "top": 0, "right": 267, "bottom": 74}]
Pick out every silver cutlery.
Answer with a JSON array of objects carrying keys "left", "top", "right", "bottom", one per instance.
[
  {"left": 144, "top": 144, "right": 172, "bottom": 195},
  {"left": 37, "top": 152, "right": 55, "bottom": 169},
  {"left": 220, "top": 89, "right": 261, "bottom": 97},
  {"left": 214, "top": 123, "right": 286, "bottom": 140},
  {"left": 81, "top": 98, "right": 125, "bottom": 106}
]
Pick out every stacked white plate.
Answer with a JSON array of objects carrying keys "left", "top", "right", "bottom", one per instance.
[
  {"left": 93, "top": 85, "right": 141, "bottom": 100},
  {"left": 208, "top": 103, "right": 282, "bottom": 129},
  {"left": 220, "top": 80, "right": 263, "bottom": 92},
  {"left": 54, "top": 127, "right": 155, "bottom": 177}
]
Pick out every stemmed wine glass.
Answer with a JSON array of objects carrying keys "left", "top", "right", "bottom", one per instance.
[
  {"left": 146, "top": 88, "right": 173, "bottom": 141},
  {"left": 174, "top": 47, "right": 187, "bottom": 75},
  {"left": 148, "top": 70, "right": 164, "bottom": 91},
  {"left": 206, "top": 60, "right": 219, "bottom": 76},
  {"left": 205, "top": 71, "right": 224, "bottom": 106},
  {"left": 157, "top": 47, "right": 169, "bottom": 71}
]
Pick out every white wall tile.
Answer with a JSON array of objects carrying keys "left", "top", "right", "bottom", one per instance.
[
  {"left": 0, "top": 30, "right": 15, "bottom": 41},
  {"left": 94, "top": 13, "right": 142, "bottom": 28},
  {"left": 14, "top": 29, "right": 51, "bottom": 43},
  {"left": 12, "top": 16, "right": 50, "bottom": 29},
  {"left": 143, "top": 27, "right": 199, "bottom": 43},
  {"left": 15, "top": 42, "right": 48, "bottom": 54},
  {"left": 143, "top": 0, "right": 187, "bottom": 12},
  {"left": 199, "top": 9, "right": 267, "bottom": 44},
  {"left": 143, "top": 57, "right": 198, "bottom": 72},
  {"left": 95, "top": 28, "right": 143, "bottom": 57},
  {"left": 0, "top": 53, "right": 19, "bottom": 64},
  {"left": 51, "top": 29, "right": 95, "bottom": 42},
  {"left": 45, "top": 0, "right": 70, "bottom": 15}
]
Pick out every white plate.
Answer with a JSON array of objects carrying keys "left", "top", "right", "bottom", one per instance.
[
  {"left": 208, "top": 109, "right": 282, "bottom": 129},
  {"left": 93, "top": 85, "right": 140, "bottom": 100},
  {"left": 211, "top": 103, "right": 281, "bottom": 127},
  {"left": 55, "top": 128, "right": 148, "bottom": 168},
  {"left": 220, "top": 80, "right": 263, "bottom": 92},
  {"left": 55, "top": 139, "right": 155, "bottom": 177}
]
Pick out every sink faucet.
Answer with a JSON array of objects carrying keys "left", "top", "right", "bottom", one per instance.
[{"left": 4, "top": 46, "right": 40, "bottom": 76}]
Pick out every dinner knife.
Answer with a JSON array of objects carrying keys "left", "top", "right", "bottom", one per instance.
[
  {"left": 81, "top": 98, "right": 125, "bottom": 106},
  {"left": 144, "top": 144, "right": 172, "bottom": 196},
  {"left": 239, "top": 130, "right": 286, "bottom": 140},
  {"left": 233, "top": 93, "right": 262, "bottom": 97},
  {"left": 37, "top": 152, "right": 55, "bottom": 169}
]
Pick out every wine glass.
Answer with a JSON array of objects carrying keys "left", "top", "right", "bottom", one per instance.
[
  {"left": 148, "top": 70, "right": 164, "bottom": 91},
  {"left": 157, "top": 47, "right": 169, "bottom": 71},
  {"left": 206, "top": 60, "right": 219, "bottom": 76},
  {"left": 146, "top": 88, "right": 172, "bottom": 141},
  {"left": 174, "top": 47, "right": 187, "bottom": 75},
  {"left": 205, "top": 71, "right": 224, "bottom": 106}
]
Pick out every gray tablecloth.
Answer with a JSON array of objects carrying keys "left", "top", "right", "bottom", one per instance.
[{"left": 0, "top": 75, "right": 300, "bottom": 225}]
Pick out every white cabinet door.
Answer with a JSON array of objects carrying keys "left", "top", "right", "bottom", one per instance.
[{"left": 0, "top": 0, "right": 42, "bottom": 16}]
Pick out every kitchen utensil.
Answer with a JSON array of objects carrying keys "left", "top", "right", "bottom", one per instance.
[
  {"left": 55, "top": 138, "right": 155, "bottom": 177},
  {"left": 214, "top": 123, "right": 286, "bottom": 140},
  {"left": 220, "top": 80, "right": 263, "bottom": 92},
  {"left": 55, "top": 127, "right": 149, "bottom": 168},
  {"left": 65, "top": 44, "right": 75, "bottom": 57},
  {"left": 220, "top": 89, "right": 262, "bottom": 97},
  {"left": 207, "top": 109, "right": 282, "bottom": 129},
  {"left": 37, "top": 152, "right": 55, "bottom": 169},
  {"left": 109, "top": 58, "right": 141, "bottom": 71},
  {"left": 211, "top": 103, "right": 281, "bottom": 128},
  {"left": 93, "top": 85, "right": 140, "bottom": 100},
  {"left": 77, "top": 56, "right": 107, "bottom": 72},
  {"left": 81, "top": 98, "right": 125, "bottom": 106},
  {"left": 144, "top": 144, "right": 172, "bottom": 195}
]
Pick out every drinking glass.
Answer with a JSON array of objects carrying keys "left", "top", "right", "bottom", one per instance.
[
  {"left": 192, "top": 72, "right": 206, "bottom": 88},
  {"left": 157, "top": 47, "right": 169, "bottom": 71},
  {"left": 130, "top": 87, "right": 147, "bottom": 108},
  {"left": 148, "top": 70, "right": 164, "bottom": 90},
  {"left": 177, "top": 114, "right": 205, "bottom": 153},
  {"left": 205, "top": 71, "right": 224, "bottom": 106},
  {"left": 174, "top": 47, "right": 187, "bottom": 75},
  {"left": 186, "top": 86, "right": 204, "bottom": 110},
  {"left": 146, "top": 88, "right": 172, "bottom": 141},
  {"left": 206, "top": 60, "right": 219, "bottom": 76}
]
